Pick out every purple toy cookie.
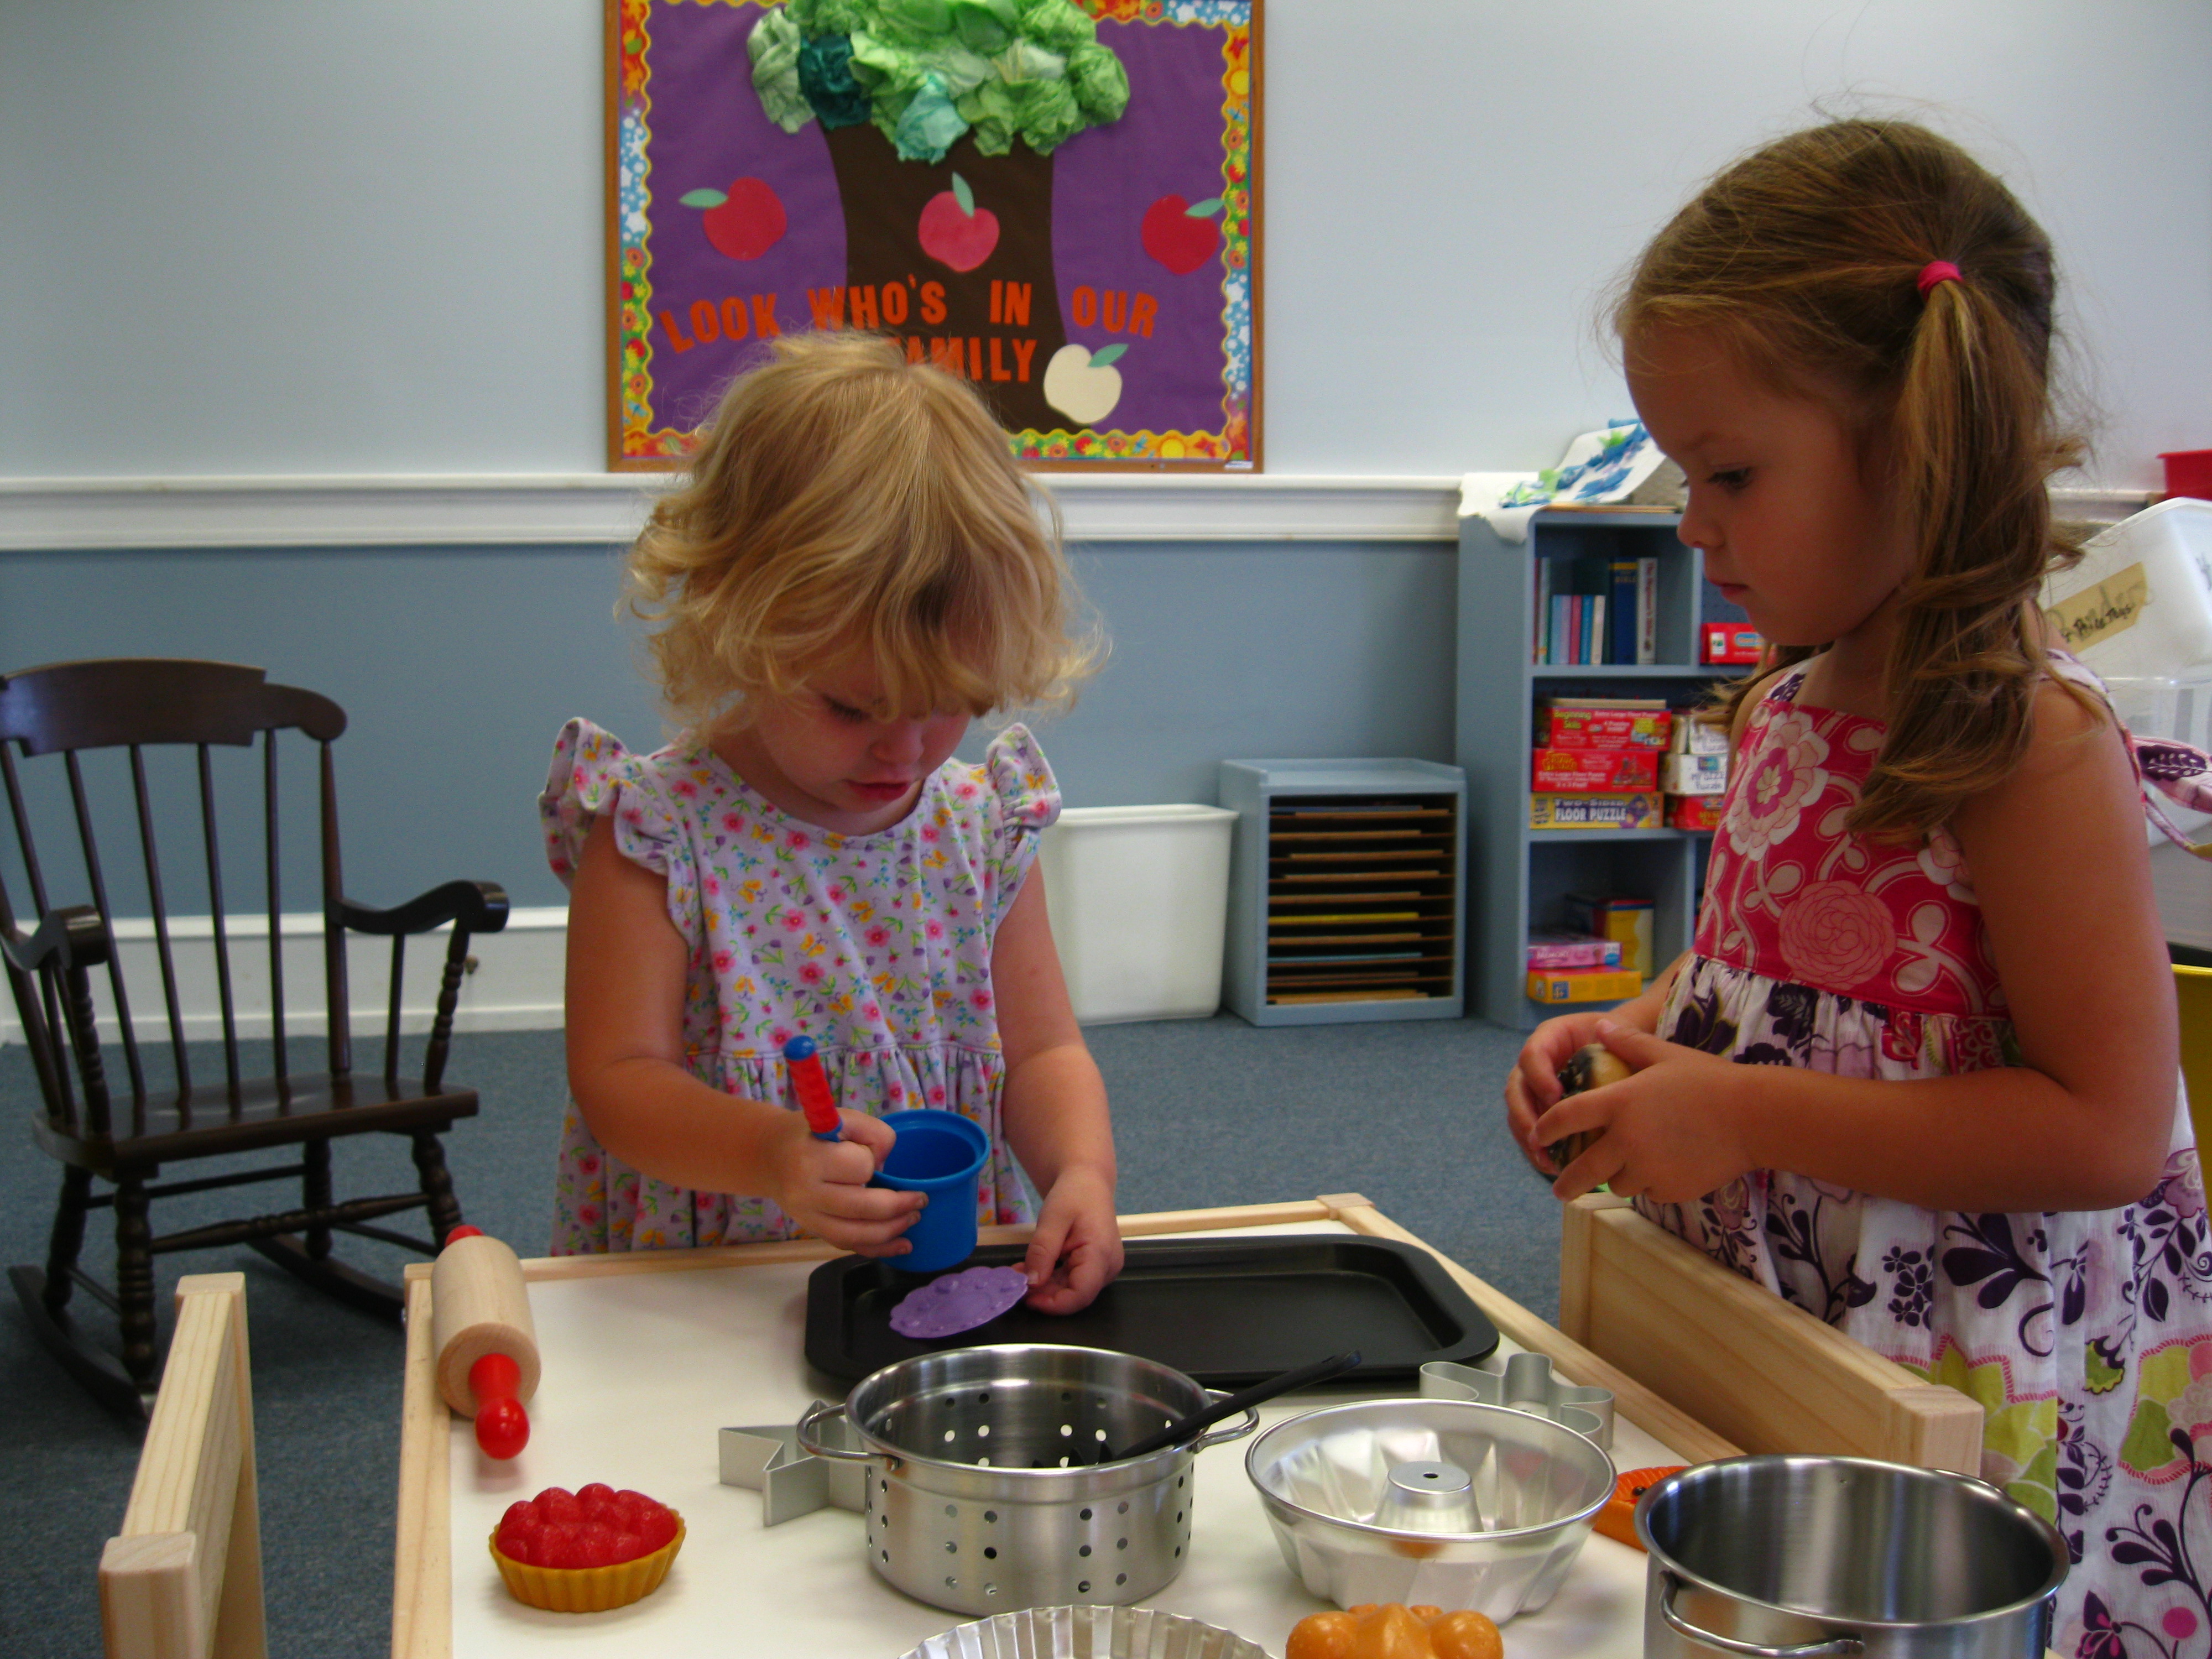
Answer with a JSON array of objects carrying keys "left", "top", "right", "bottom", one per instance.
[{"left": 889, "top": 1265, "right": 1030, "bottom": 1339}]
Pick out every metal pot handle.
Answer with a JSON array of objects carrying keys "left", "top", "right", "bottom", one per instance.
[
  {"left": 795, "top": 1398, "right": 877, "bottom": 1462},
  {"left": 1658, "top": 1572, "right": 1865, "bottom": 1659},
  {"left": 1189, "top": 1402, "right": 1262, "bottom": 1452}
]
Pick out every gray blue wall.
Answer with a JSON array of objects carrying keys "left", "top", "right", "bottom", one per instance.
[{"left": 0, "top": 541, "right": 1455, "bottom": 909}]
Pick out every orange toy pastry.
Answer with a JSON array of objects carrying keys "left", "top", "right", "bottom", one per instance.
[{"left": 1287, "top": 1603, "right": 1504, "bottom": 1659}]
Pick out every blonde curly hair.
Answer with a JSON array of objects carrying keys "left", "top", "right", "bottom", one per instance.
[{"left": 627, "top": 332, "right": 1100, "bottom": 730}]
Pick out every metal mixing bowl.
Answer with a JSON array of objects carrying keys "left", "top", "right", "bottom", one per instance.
[{"left": 1244, "top": 1397, "right": 1615, "bottom": 1618}]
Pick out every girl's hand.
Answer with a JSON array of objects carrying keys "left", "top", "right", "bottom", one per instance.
[
  {"left": 1504, "top": 953, "right": 1688, "bottom": 1176},
  {"left": 1022, "top": 1164, "right": 1123, "bottom": 1315},
  {"left": 1530, "top": 1020, "right": 1754, "bottom": 1204},
  {"left": 1505, "top": 1011, "right": 1634, "bottom": 1176},
  {"left": 768, "top": 1109, "right": 924, "bottom": 1255}
]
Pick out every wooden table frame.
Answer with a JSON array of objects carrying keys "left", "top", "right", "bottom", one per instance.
[
  {"left": 102, "top": 1272, "right": 268, "bottom": 1659},
  {"left": 1559, "top": 1193, "right": 1985, "bottom": 1474},
  {"left": 390, "top": 1193, "right": 1738, "bottom": 1658}
]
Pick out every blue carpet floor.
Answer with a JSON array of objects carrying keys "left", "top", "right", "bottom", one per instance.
[{"left": 0, "top": 1014, "right": 1557, "bottom": 1658}]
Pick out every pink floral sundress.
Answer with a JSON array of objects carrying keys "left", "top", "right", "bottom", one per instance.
[
  {"left": 538, "top": 719, "right": 1060, "bottom": 1255},
  {"left": 1640, "top": 656, "right": 2212, "bottom": 1655}
]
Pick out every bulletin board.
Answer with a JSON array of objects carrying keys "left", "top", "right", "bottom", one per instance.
[{"left": 606, "top": 0, "right": 1260, "bottom": 471}]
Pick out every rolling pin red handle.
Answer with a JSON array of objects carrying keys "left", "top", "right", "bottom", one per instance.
[
  {"left": 784, "top": 1035, "right": 842, "bottom": 1141},
  {"left": 469, "top": 1351, "right": 531, "bottom": 1459}
]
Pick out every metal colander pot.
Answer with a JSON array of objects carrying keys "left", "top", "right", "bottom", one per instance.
[{"left": 797, "top": 1344, "right": 1259, "bottom": 1616}]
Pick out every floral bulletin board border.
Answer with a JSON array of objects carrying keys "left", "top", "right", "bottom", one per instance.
[{"left": 606, "top": 0, "right": 1260, "bottom": 469}]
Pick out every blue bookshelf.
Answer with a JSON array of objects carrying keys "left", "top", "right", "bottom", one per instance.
[{"left": 1458, "top": 508, "right": 1730, "bottom": 1029}]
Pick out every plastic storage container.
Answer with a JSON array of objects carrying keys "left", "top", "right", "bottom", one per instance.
[
  {"left": 2104, "top": 671, "right": 2212, "bottom": 846},
  {"left": 2041, "top": 498, "right": 2212, "bottom": 679},
  {"left": 1039, "top": 805, "right": 1237, "bottom": 1024}
]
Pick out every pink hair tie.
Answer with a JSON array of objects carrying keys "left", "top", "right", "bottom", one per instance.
[{"left": 1916, "top": 260, "right": 1963, "bottom": 298}]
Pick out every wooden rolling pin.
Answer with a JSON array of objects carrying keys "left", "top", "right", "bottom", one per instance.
[{"left": 430, "top": 1228, "right": 540, "bottom": 1457}]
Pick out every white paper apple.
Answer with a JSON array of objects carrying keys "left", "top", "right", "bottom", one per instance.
[{"left": 1042, "top": 343, "right": 1125, "bottom": 426}]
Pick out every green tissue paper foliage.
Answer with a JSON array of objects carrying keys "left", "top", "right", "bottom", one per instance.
[{"left": 750, "top": 0, "right": 1127, "bottom": 163}]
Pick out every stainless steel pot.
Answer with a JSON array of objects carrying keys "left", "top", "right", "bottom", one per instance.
[
  {"left": 797, "top": 1343, "right": 1259, "bottom": 1616},
  {"left": 1636, "top": 1457, "right": 2067, "bottom": 1659}
]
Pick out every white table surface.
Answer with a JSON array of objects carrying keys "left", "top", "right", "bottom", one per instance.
[{"left": 444, "top": 1221, "right": 1677, "bottom": 1658}]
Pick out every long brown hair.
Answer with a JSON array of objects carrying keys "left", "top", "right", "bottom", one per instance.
[
  {"left": 627, "top": 331, "right": 1100, "bottom": 733},
  {"left": 1616, "top": 120, "right": 2087, "bottom": 838}
]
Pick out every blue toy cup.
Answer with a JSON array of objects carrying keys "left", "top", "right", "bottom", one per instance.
[{"left": 871, "top": 1109, "right": 990, "bottom": 1272}]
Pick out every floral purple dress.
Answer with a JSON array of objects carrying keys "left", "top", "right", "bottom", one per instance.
[
  {"left": 1640, "top": 658, "right": 2212, "bottom": 1656},
  {"left": 539, "top": 719, "right": 1060, "bottom": 1255}
]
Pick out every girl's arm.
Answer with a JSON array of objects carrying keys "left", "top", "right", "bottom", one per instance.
[
  {"left": 564, "top": 816, "right": 922, "bottom": 1252},
  {"left": 1537, "top": 682, "right": 2179, "bottom": 1212},
  {"left": 990, "top": 862, "right": 1122, "bottom": 1313}
]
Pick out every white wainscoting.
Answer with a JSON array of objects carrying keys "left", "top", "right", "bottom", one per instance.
[
  {"left": 0, "top": 905, "right": 571, "bottom": 1048},
  {"left": 0, "top": 473, "right": 2151, "bottom": 551}
]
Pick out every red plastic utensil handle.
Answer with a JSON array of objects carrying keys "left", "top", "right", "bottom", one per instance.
[
  {"left": 467, "top": 1350, "right": 530, "bottom": 1458},
  {"left": 470, "top": 1350, "right": 523, "bottom": 1403},
  {"left": 783, "top": 1036, "right": 841, "bottom": 1140},
  {"left": 474, "top": 1395, "right": 530, "bottom": 1459}
]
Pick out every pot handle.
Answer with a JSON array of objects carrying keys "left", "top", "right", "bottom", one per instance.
[
  {"left": 795, "top": 1399, "right": 876, "bottom": 1463},
  {"left": 1658, "top": 1572, "right": 1866, "bottom": 1659},
  {"left": 1189, "top": 1402, "right": 1262, "bottom": 1452}
]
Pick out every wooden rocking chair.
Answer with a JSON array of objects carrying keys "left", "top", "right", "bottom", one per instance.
[{"left": 0, "top": 659, "right": 508, "bottom": 1418}]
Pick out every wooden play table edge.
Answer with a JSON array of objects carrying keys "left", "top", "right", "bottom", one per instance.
[{"left": 389, "top": 1193, "right": 1737, "bottom": 1659}]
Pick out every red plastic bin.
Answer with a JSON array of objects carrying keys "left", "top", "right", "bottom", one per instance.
[{"left": 2163, "top": 450, "right": 2212, "bottom": 501}]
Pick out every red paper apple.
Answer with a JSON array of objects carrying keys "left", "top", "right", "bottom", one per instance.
[
  {"left": 679, "top": 178, "right": 787, "bottom": 262},
  {"left": 1141, "top": 194, "right": 1223, "bottom": 275},
  {"left": 918, "top": 173, "right": 999, "bottom": 273}
]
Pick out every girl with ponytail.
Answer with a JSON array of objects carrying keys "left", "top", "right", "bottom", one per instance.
[{"left": 1504, "top": 121, "right": 2212, "bottom": 1641}]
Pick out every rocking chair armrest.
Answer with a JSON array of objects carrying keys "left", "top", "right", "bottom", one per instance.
[
  {"left": 338, "top": 880, "right": 510, "bottom": 940},
  {"left": 1, "top": 904, "right": 111, "bottom": 975}
]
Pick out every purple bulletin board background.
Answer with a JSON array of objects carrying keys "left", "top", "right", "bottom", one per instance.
[{"left": 607, "top": 0, "right": 1259, "bottom": 470}]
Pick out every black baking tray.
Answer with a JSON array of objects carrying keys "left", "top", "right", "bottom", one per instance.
[{"left": 804, "top": 1234, "right": 1499, "bottom": 1387}]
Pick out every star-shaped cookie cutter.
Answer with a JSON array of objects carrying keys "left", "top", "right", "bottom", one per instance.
[
  {"left": 718, "top": 1415, "right": 869, "bottom": 1527},
  {"left": 1419, "top": 1352, "right": 1614, "bottom": 1450}
]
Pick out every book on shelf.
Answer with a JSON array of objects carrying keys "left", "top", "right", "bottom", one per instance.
[
  {"left": 1534, "top": 554, "right": 1663, "bottom": 665},
  {"left": 1540, "top": 560, "right": 1557, "bottom": 664},
  {"left": 1609, "top": 561, "right": 1637, "bottom": 664},
  {"left": 1636, "top": 556, "right": 1658, "bottom": 664}
]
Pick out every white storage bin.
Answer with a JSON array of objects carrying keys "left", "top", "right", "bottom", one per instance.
[
  {"left": 2043, "top": 498, "right": 2212, "bottom": 679},
  {"left": 1039, "top": 804, "right": 1238, "bottom": 1024}
]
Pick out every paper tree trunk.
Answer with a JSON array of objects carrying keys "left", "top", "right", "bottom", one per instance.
[{"left": 823, "top": 125, "right": 1068, "bottom": 435}]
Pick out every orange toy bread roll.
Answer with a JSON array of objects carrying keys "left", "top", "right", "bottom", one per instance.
[
  {"left": 430, "top": 1232, "right": 540, "bottom": 1416},
  {"left": 1286, "top": 1605, "right": 1504, "bottom": 1659}
]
